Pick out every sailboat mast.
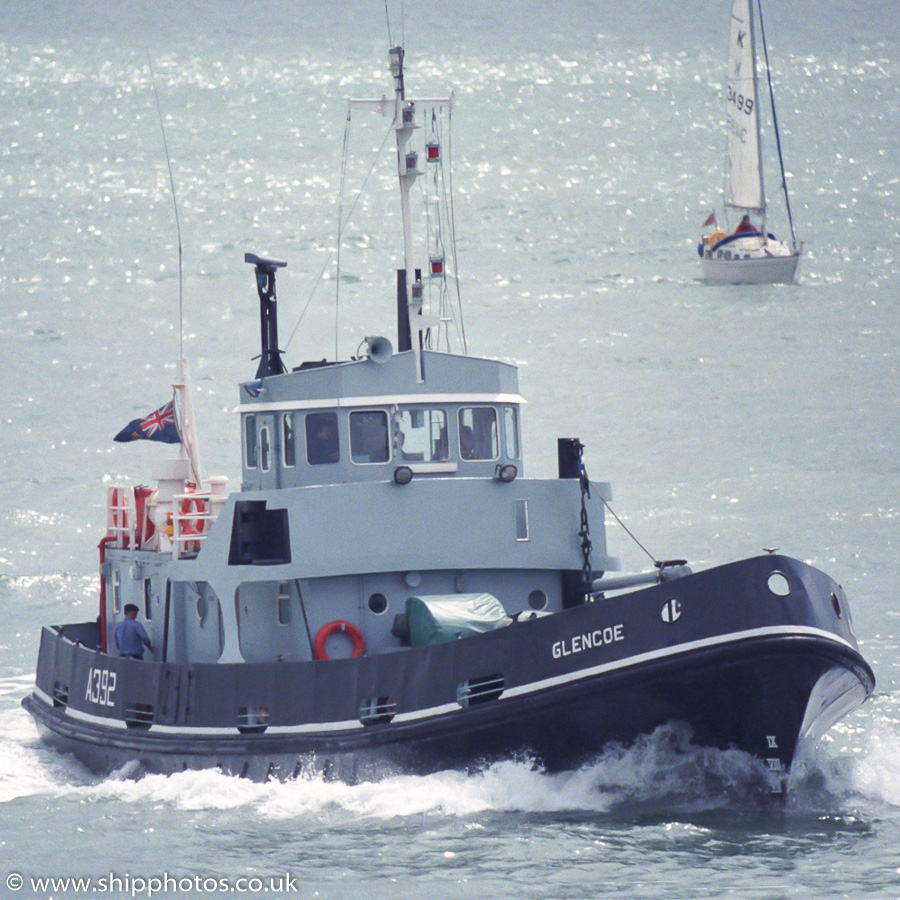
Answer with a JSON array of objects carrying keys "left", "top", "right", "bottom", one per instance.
[{"left": 749, "top": 0, "right": 767, "bottom": 233}]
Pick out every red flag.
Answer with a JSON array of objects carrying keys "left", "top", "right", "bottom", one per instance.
[{"left": 703, "top": 211, "right": 717, "bottom": 227}]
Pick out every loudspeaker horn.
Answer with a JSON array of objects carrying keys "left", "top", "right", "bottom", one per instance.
[{"left": 365, "top": 335, "right": 393, "bottom": 364}]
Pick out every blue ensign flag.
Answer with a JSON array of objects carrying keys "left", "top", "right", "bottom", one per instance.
[{"left": 114, "top": 400, "right": 180, "bottom": 444}]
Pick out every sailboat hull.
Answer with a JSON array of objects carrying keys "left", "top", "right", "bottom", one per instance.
[
  {"left": 701, "top": 252, "right": 800, "bottom": 285},
  {"left": 701, "top": 235, "right": 801, "bottom": 284}
]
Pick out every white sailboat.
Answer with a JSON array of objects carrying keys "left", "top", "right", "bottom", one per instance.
[{"left": 699, "top": 0, "right": 801, "bottom": 284}]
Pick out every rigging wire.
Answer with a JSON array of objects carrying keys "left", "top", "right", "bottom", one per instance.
[
  {"left": 598, "top": 491, "right": 661, "bottom": 569},
  {"left": 430, "top": 110, "right": 455, "bottom": 352},
  {"left": 285, "top": 119, "right": 395, "bottom": 355},
  {"left": 416, "top": 110, "right": 443, "bottom": 351},
  {"left": 334, "top": 108, "right": 352, "bottom": 363},
  {"left": 444, "top": 106, "right": 467, "bottom": 354},
  {"left": 148, "top": 55, "right": 184, "bottom": 362},
  {"left": 328, "top": 114, "right": 398, "bottom": 361},
  {"left": 383, "top": 0, "right": 393, "bottom": 48},
  {"left": 756, "top": 0, "right": 797, "bottom": 247},
  {"left": 400, "top": 0, "right": 406, "bottom": 55}
]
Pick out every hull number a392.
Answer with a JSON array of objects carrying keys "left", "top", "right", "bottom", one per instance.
[
  {"left": 552, "top": 624, "right": 624, "bottom": 659},
  {"left": 84, "top": 667, "right": 117, "bottom": 707}
]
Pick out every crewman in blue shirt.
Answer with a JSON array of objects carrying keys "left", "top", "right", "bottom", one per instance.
[{"left": 115, "top": 604, "right": 154, "bottom": 660}]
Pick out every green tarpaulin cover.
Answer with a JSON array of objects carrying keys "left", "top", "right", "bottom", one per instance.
[{"left": 406, "top": 593, "right": 511, "bottom": 647}]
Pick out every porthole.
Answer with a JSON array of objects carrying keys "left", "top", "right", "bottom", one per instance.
[
  {"left": 831, "top": 592, "right": 842, "bottom": 618},
  {"left": 528, "top": 589, "right": 548, "bottom": 611},
  {"left": 368, "top": 592, "right": 388, "bottom": 615},
  {"left": 767, "top": 572, "right": 791, "bottom": 597}
]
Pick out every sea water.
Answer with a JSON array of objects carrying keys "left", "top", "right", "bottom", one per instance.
[{"left": 1, "top": 1, "right": 899, "bottom": 897}]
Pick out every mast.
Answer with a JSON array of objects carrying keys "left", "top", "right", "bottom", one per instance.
[
  {"left": 749, "top": 0, "right": 767, "bottom": 234},
  {"left": 390, "top": 47, "right": 417, "bottom": 296},
  {"left": 349, "top": 47, "right": 453, "bottom": 383}
]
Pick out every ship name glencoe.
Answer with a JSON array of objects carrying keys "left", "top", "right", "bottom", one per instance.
[{"left": 552, "top": 624, "right": 624, "bottom": 659}]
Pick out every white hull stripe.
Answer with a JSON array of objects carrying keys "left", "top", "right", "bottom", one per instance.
[
  {"left": 64, "top": 706, "right": 129, "bottom": 730},
  {"left": 32, "top": 625, "right": 856, "bottom": 739},
  {"left": 501, "top": 624, "right": 855, "bottom": 700}
]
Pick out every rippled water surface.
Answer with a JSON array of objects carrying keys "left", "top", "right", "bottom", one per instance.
[{"left": 1, "top": 1, "right": 899, "bottom": 897}]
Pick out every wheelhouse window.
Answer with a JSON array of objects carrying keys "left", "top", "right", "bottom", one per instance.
[
  {"left": 244, "top": 414, "right": 258, "bottom": 468},
  {"left": 350, "top": 410, "right": 390, "bottom": 464},
  {"left": 503, "top": 406, "right": 520, "bottom": 459},
  {"left": 397, "top": 408, "right": 448, "bottom": 461},
  {"left": 282, "top": 413, "right": 296, "bottom": 467},
  {"left": 306, "top": 411, "right": 340, "bottom": 465},
  {"left": 459, "top": 407, "right": 498, "bottom": 460}
]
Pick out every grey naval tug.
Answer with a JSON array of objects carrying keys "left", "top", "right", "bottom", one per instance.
[{"left": 23, "top": 47, "right": 874, "bottom": 790}]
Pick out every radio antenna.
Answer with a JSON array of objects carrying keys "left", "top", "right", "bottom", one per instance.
[
  {"left": 148, "top": 55, "right": 184, "bottom": 360},
  {"left": 146, "top": 56, "right": 203, "bottom": 486}
]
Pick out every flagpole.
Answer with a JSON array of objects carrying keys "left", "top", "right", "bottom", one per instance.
[{"left": 173, "top": 356, "right": 203, "bottom": 487}]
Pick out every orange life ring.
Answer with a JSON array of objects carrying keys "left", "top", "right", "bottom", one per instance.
[
  {"left": 709, "top": 230, "right": 727, "bottom": 250},
  {"left": 314, "top": 620, "right": 366, "bottom": 660}
]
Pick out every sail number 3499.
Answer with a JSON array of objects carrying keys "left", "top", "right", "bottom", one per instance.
[{"left": 726, "top": 86, "right": 754, "bottom": 116}]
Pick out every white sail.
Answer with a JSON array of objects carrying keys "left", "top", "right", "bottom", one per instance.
[{"left": 726, "top": 0, "right": 765, "bottom": 212}]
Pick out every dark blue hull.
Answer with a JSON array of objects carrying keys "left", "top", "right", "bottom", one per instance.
[{"left": 23, "top": 555, "right": 874, "bottom": 786}]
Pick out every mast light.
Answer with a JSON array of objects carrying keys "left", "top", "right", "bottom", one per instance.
[{"left": 389, "top": 46, "right": 404, "bottom": 76}]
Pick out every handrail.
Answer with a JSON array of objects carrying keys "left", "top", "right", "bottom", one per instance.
[{"left": 171, "top": 490, "right": 219, "bottom": 558}]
